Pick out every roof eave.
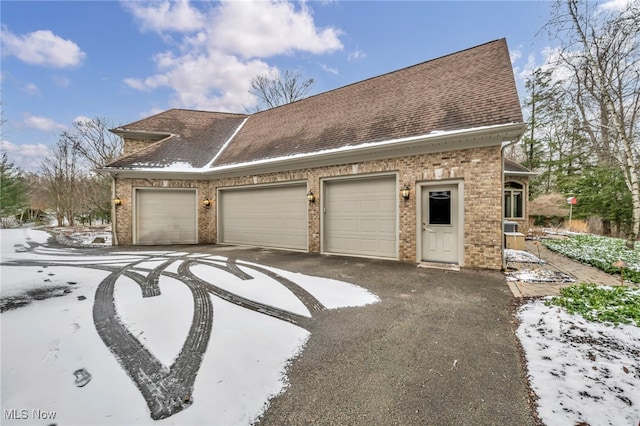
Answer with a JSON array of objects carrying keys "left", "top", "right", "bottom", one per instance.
[
  {"left": 110, "top": 128, "right": 174, "bottom": 140},
  {"left": 205, "top": 122, "right": 528, "bottom": 178},
  {"left": 505, "top": 170, "right": 538, "bottom": 177},
  {"left": 98, "top": 122, "right": 527, "bottom": 179}
]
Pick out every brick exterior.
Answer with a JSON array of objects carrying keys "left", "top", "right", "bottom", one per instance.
[
  {"left": 113, "top": 144, "right": 504, "bottom": 270},
  {"left": 122, "top": 138, "right": 162, "bottom": 157}
]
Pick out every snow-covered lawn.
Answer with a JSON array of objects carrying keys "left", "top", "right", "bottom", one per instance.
[
  {"left": 0, "top": 228, "right": 378, "bottom": 425},
  {"left": 542, "top": 234, "right": 640, "bottom": 283},
  {"left": 509, "top": 243, "right": 640, "bottom": 425},
  {"left": 517, "top": 299, "right": 640, "bottom": 426}
]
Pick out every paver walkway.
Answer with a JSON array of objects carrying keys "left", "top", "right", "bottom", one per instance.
[{"left": 507, "top": 239, "right": 627, "bottom": 298}]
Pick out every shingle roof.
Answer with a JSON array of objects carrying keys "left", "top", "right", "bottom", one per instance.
[
  {"left": 215, "top": 38, "right": 522, "bottom": 167},
  {"left": 504, "top": 158, "right": 536, "bottom": 175},
  {"left": 107, "top": 39, "right": 523, "bottom": 171},
  {"left": 108, "top": 109, "right": 247, "bottom": 169}
]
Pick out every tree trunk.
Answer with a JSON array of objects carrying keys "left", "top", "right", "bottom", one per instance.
[{"left": 567, "top": 0, "right": 639, "bottom": 248}]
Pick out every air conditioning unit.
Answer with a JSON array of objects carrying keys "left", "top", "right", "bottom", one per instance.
[{"left": 504, "top": 221, "right": 518, "bottom": 233}]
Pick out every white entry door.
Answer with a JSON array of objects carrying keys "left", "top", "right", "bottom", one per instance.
[{"left": 421, "top": 185, "right": 459, "bottom": 263}]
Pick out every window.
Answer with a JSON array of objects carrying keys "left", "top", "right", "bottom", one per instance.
[
  {"left": 504, "top": 182, "right": 524, "bottom": 218},
  {"left": 429, "top": 191, "right": 451, "bottom": 225}
]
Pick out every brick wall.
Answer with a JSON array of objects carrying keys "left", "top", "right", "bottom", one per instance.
[
  {"left": 122, "top": 138, "right": 164, "bottom": 156},
  {"left": 113, "top": 144, "right": 504, "bottom": 269}
]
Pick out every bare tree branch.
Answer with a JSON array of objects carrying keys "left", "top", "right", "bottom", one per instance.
[{"left": 249, "top": 70, "right": 314, "bottom": 112}]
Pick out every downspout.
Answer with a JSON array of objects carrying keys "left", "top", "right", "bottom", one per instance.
[
  {"left": 111, "top": 174, "right": 119, "bottom": 246},
  {"left": 500, "top": 140, "right": 517, "bottom": 271}
]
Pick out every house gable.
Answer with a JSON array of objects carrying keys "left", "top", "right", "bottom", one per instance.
[
  {"left": 109, "top": 109, "right": 248, "bottom": 169},
  {"left": 104, "top": 39, "right": 522, "bottom": 174},
  {"left": 105, "top": 39, "right": 527, "bottom": 270}
]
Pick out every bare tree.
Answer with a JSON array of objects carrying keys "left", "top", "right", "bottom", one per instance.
[
  {"left": 61, "top": 117, "right": 123, "bottom": 222},
  {"left": 249, "top": 70, "right": 314, "bottom": 111},
  {"left": 547, "top": 0, "right": 640, "bottom": 248},
  {"left": 64, "top": 117, "right": 123, "bottom": 169},
  {"left": 40, "top": 137, "right": 81, "bottom": 227}
]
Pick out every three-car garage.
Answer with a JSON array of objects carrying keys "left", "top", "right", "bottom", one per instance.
[{"left": 133, "top": 174, "right": 399, "bottom": 260}]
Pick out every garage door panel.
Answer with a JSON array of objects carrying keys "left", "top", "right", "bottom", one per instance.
[
  {"left": 136, "top": 189, "right": 197, "bottom": 245},
  {"left": 324, "top": 176, "right": 397, "bottom": 259},
  {"left": 220, "top": 185, "right": 307, "bottom": 250}
]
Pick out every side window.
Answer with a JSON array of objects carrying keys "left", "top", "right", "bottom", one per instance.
[
  {"left": 504, "top": 182, "right": 524, "bottom": 219},
  {"left": 429, "top": 191, "right": 452, "bottom": 225}
]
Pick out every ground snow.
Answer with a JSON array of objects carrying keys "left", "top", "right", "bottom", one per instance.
[
  {"left": 3, "top": 229, "right": 637, "bottom": 425},
  {"left": 517, "top": 299, "right": 640, "bottom": 426},
  {"left": 0, "top": 228, "right": 377, "bottom": 425}
]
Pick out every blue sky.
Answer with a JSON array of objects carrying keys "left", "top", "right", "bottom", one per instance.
[{"left": 0, "top": 1, "right": 599, "bottom": 171}]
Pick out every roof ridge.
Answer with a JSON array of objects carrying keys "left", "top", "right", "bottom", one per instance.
[{"left": 251, "top": 38, "right": 507, "bottom": 116}]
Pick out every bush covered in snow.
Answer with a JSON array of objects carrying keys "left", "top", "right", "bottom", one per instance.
[{"left": 542, "top": 234, "right": 640, "bottom": 283}]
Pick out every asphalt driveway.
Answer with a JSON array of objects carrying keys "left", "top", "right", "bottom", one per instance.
[
  {"left": 171, "top": 245, "right": 538, "bottom": 425},
  {"left": 2, "top": 231, "right": 537, "bottom": 425}
]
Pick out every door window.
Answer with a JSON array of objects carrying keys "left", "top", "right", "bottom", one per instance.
[{"left": 429, "top": 191, "right": 451, "bottom": 225}]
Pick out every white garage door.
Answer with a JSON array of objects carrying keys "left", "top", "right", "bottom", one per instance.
[
  {"left": 219, "top": 184, "right": 307, "bottom": 250},
  {"left": 136, "top": 189, "right": 197, "bottom": 245},
  {"left": 324, "top": 176, "right": 397, "bottom": 259}
]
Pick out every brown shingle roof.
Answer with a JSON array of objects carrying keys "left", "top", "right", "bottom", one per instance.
[
  {"left": 213, "top": 38, "right": 522, "bottom": 167},
  {"left": 108, "top": 109, "right": 247, "bottom": 169},
  {"left": 107, "top": 39, "right": 523, "bottom": 171},
  {"left": 504, "top": 158, "right": 536, "bottom": 175}
]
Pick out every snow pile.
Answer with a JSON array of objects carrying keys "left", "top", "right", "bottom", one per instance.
[
  {"left": 505, "top": 249, "right": 545, "bottom": 264},
  {"left": 49, "top": 226, "right": 112, "bottom": 247},
  {"left": 517, "top": 299, "right": 640, "bottom": 426},
  {"left": 506, "top": 269, "right": 576, "bottom": 283}
]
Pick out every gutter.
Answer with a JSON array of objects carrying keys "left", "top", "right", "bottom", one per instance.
[
  {"left": 97, "top": 122, "right": 528, "bottom": 179},
  {"left": 500, "top": 126, "right": 529, "bottom": 271}
]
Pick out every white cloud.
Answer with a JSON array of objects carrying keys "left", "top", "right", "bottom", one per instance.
[
  {"left": 23, "top": 83, "right": 40, "bottom": 96},
  {"left": 73, "top": 116, "right": 92, "bottom": 125},
  {"left": 1, "top": 27, "right": 86, "bottom": 68},
  {"left": 0, "top": 140, "right": 49, "bottom": 157},
  {"left": 0, "top": 140, "right": 50, "bottom": 171},
  {"left": 23, "top": 115, "right": 67, "bottom": 132},
  {"left": 510, "top": 48, "right": 522, "bottom": 65},
  {"left": 598, "top": 0, "right": 631, "bottom": 12},
  {"left": 122, "top": 0, "right": 344, "bottom": 112},
  {"left": 128, "top": 51, "right": 273, "bottom": 111},
  {"left": 208, "top": 1, "right": 343, "bottom": 58},
  {"left": 348, "top": 48, "right": 366, "bottom": 62},
  {"left": 122, "top": 0, "right": 206, "bottom": 33},
  {"left": 320, "top": 63, "right": 338, "bottom": 75}
]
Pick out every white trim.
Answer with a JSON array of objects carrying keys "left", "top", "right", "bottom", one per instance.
[
  {"left": 203, "top": 117, "right": 249, "bottom": 169},
  {"left": 98, "top": 122, "right": 527, "bottom": 179}
]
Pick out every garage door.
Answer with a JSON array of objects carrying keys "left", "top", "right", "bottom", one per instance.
[
  {"left": 219, "top": 184, "right": 307, "bottom": 250},
  {"left": 324, "top": 176, "right": 397, "bottom": 258},
  {"left": 136, "top": 189, "right": 197, "bottom": 245}
]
